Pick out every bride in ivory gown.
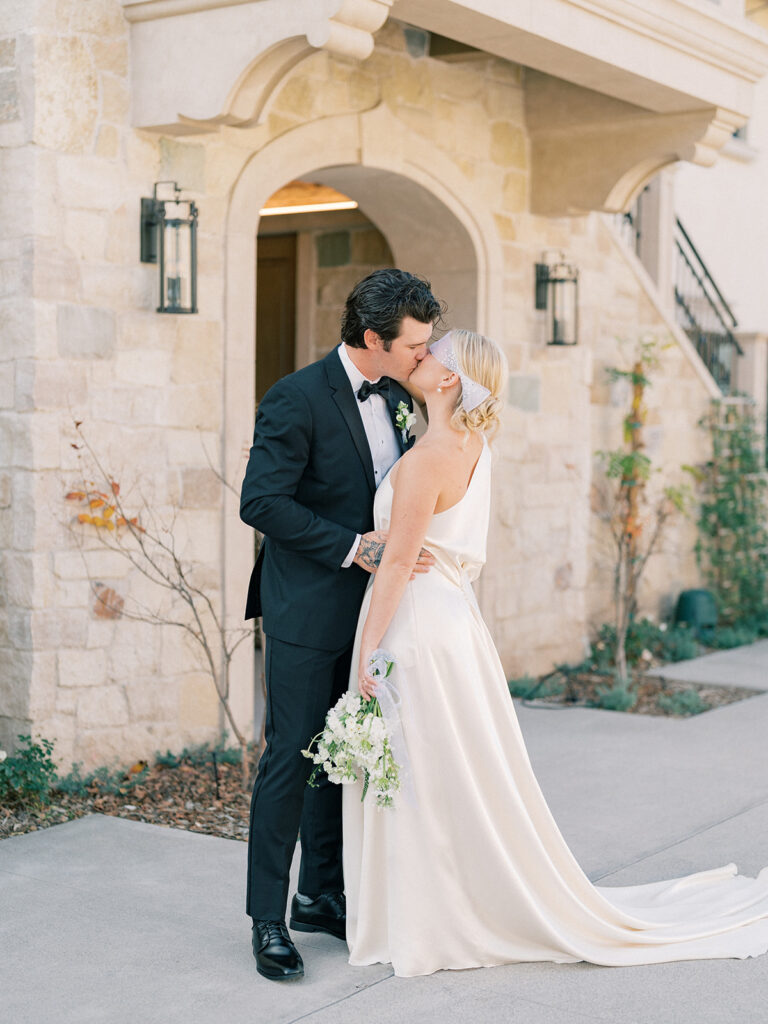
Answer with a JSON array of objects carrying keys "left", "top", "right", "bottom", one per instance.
[{"left": 341, "top": 328, "right": 768, "bottom": 979}]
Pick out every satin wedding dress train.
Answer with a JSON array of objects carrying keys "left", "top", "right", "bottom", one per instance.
[{"left": 342, "top": 437, "right": 768, "bottom": 977}]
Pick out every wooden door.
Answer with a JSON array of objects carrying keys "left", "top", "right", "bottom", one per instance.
[{"left": 256, "top": 233, "right": 297, "bottom": 403}]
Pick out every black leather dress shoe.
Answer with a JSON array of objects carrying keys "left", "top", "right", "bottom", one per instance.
[
  {"left": 289, "top": 891, "right": 346, "bottom": 940},
  {"left": 252, "top": 920, "right": 304, "bottom": 981}
]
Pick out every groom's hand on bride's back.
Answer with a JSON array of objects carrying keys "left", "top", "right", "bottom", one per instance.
[{"left": 353, "top": 530, "right": 434, "bottom": 579}]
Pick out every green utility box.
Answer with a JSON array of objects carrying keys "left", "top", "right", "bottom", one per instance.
[{"left": 674, "top": 589, "right": 718, "bottom": 640}]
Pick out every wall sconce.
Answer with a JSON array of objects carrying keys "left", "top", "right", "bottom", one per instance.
[
  {"left": 140, "top": 181, "right": 198, "bottom": 314},
  {"left": 534, "top": 252, "right": 578, "bottom": 345}
]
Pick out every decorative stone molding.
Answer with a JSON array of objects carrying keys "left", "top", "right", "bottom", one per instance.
[
  {"left": 121, "top": 0, "right": 392, "bottom": 132},
  {"left": 525, "top": 71, "right": 746, "bottom": 215}
]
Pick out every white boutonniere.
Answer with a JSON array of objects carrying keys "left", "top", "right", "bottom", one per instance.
[{"left": 395, "top": 401, "right": 416, "bottom": 444}]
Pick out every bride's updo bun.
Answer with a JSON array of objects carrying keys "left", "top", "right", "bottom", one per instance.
[{"left": 447, "top": 329, "right": 508, "bottom": 441}]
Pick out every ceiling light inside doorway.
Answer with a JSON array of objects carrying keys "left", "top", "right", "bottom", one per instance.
[{"left": 260, "top": 180, "right": 358, "bottom": 217}]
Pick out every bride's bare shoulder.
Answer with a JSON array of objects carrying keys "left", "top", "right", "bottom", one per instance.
[{"left": 390, "top": 441, "right": 444, "bottom": 490}]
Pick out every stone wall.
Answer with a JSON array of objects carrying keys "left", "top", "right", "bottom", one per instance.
[{"left": 0, "top": 4, "right": 717, "bottom": 768}]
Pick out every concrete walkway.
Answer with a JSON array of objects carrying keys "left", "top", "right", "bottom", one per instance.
[
  {"left": 647, "top": 638, "right": 768, "bottom": 690},
  {"left": 3, "top": 687, "right": 768, "bottom": 1024}
]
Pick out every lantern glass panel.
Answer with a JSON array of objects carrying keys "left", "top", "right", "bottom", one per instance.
[
  {"left": 551, "top": 278, "right": 576, "bottom": 345},
  {"left": 160, "top": 201, "right": 194, "bottom": 313}
]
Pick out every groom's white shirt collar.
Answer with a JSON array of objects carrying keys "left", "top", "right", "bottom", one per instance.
[{"left": 337, "top": 342, "right": 382, "bottom": 393}]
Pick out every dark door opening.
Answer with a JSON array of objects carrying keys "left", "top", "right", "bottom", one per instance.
[{"left": 256, "top": 233, "right": 297, "bottom": 404}]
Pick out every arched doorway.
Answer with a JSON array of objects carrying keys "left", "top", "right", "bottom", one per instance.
[{"left": 222, "top": 111, "right": 499, "bottom": 740}]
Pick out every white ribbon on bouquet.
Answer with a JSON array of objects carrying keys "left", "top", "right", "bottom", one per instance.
[{"left": 368, "top": 649, "right": 417, "bottom": 807}]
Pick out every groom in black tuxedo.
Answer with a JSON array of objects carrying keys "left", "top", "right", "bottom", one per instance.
[{"left": 240, "top": 269, "right": 442, "bottom": 980}]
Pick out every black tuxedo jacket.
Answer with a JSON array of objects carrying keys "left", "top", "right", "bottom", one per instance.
[{"left": 240, "top": 347, "right": 415, "bottom": 651}]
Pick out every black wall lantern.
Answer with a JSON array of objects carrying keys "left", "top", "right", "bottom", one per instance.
[
  {"left": 535, "top": 251, "right": 579, "bottom": 345},
  {"left": 140, "top": 181, "right": 198, "bottom": 314}
]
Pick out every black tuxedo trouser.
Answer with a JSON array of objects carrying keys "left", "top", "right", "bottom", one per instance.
[{"left": 246, "top": 633, "right": 353, "bottom": 921}]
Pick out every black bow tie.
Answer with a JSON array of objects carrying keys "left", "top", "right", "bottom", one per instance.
[{"left": 357, "top": 378, "right": 390, "bottom": 402}]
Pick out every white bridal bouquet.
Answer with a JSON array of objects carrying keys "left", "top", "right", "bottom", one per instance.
[{"left": 302, "top": 650, "right": 403, "bottom": 809}]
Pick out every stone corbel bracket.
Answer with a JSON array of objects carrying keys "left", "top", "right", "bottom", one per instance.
[
  {"left": 525, "top": 71, "right": 746, "bottom": 215},
  {"left": 120, "top": 0, "right": 392, "bottom": 134}
]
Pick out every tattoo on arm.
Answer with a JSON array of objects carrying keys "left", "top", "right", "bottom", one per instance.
[{"left": 357, "top": 537, "right": 386, "bottom": 572}]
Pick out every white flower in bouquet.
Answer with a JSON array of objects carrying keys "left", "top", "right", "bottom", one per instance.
[
  {"left": 302, "top": 650, "right": 402, "bottom": 809},
  {"left": 0, "top": 749, "right": 6, "bottom": 763}
]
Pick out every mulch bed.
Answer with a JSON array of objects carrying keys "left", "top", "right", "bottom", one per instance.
[
  {"left": 516, "top": 671, "right": 761, "bottom": 716},
  {"left": 0, "top": 751, "right": 259, "bottom": 844},
  {"left": 2, "top": 675, "right": 763, "bottom": 844}
]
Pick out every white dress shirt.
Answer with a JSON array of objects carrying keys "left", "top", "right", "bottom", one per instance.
[{"left": 337, "top": 343, "right": 402, "bottom": 568}]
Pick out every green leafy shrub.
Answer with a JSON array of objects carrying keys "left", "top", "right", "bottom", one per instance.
[
  {"left": 508, "top": 675, "right": 539, "bottom": 698},
  {"left": 657, "top": 689, "right": 710, "bottom": 716},
  {"left": 0, "top": 735, "right": 58, "bottom": 810},
  {"left": 588, "top": 618, "right": 701, "bottom": 669},
  {"left": 592, "top": 674, "right": 637, "bottom": 712},
  {"left": 708, "top": 624, "right": 759, "bottom": 650},
  {"left": 692, "top": 399, "right": 768, "bottom": 624}
]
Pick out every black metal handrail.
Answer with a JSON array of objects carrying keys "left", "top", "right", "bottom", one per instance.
[{"left": 673, "top": 217, "right": 742, "bottom": 394}]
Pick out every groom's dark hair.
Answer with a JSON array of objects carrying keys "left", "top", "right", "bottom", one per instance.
[{"left": 341, "top": 269, "right": 443, "bottom": 350}]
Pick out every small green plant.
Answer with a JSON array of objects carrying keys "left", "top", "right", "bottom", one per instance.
[
  {"left": 593, "top": 672, "right": 638, "bottom": 712},
  {"left": 709, "top": 624, "right": 759, "bottom": 650},
  {"left": 0, "top": 734, "right": 58, "bottom": 810},
  {"left": 55, "top": 760, "right": 150, "bottom": 798},
  {"left": 657, "top": 689, "right": 710, "bottom": 716},
  {"left": 155, "top": 735, "right": 244, "bottom": 768},
  {"left": 508, "top": 675, "right": 539, "bottom": 698},
  {"left": 508, "top": 675, "right": 565, "bottom": 699}
]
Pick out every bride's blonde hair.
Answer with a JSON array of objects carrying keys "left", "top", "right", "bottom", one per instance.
[{"left": 447, "top": 329, "right": 508, "bottom": 441}]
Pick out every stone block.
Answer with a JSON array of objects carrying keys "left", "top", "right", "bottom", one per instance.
[
  {"left": 491, "top": 122, "right": 526, "bottom": 168},
  {"left": 0, "top": 649, "right": 31, "bottom": 717},
  {"left": 181, "top": 467, "right": 220, "bottom": 509},
  {"left": 29, "top": 607, "right": 87, "bottom": 649},
  {"left": 179, "top": 671, "right": 218, "bottom": 729},
  {"left": 0, "top": 39, "right": 15, "bottom": 69},
  {"left": 273, "top": 75, "right": 315, "bottom": 120},
  {"left": 381, "top": 59, "right": 433, "bottom": 109},
  {"left": 32, "top": 243, "right": 80, "bottom": 302},
  {"left": 159, "top": 137, "right": 205, "bottom": 193},
  {"left": 32, "top": 361, "right": 88, "bottom": 409},
  {"left": 0, "top": 70, "right": 19, "bottom": 123},
  {"left": 508, "top": 374, "right": 540, "bottom": 412},
  {"left": 71, "top": 1, "right": 126, "bottom": 36},
  {"left": 89, "top": 36, "right": 128, "bottom": 76},
  {"left": 493, "top": 213, "right": 517, "bottom": 241},
  {"left": 159, "top": 383, "right": 220, "bottom": 432},
  {"left": 58, "top": 156, "right": 122, "bottom": 209},
  {"left": 54, "top": 549, "right": 129, "bottom": 581},
  {"left": 348, "top": 70, "right": 379, "bottom": 108},
  {"left": 100, "top": 73, "right": 129, "bottom": 123},
  {"left": 502, "top": 171, "right": 527, "bottom": 213},
  {"left": 58, "top": 647, "right": 107, "bottom": 688},
  {"left": 0, "top": 361, "right": 13, "bottom": 408},
  {"left": 35, "top": 37, "right": 97, "bottom": 153},
  {"left": 78, "top": 688, "right": 131, "bottom": 738},
  {"left": 115, "top": 348, "right": 171, "bottom": 387},
  {"left": 0, "top": 471, "right": 10, "bottom": 508},
  {"left": 124, "top": 678, "right": 177, "bottom": 722},
  {"left": 171, "top": 320, "right": 221, "bottom": 385},
  {"left": 64, "top": 209, "right": 108, "bottom": 262},
  {"left": 57, "top": 304, "right": 116, "bottom": 360}
]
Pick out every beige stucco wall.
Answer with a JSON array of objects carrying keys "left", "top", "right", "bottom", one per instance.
[{"left": 0, "top": 4, "right": 716, "bottom": 769}]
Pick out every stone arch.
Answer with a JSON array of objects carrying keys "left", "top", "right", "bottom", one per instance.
[{"left": 222, "top": 107, "right": 503, "bottom": 735}]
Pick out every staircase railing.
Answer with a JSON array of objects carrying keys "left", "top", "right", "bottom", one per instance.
[{"left": 673, "top": 217, "right": 742, "bottom": 394}]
